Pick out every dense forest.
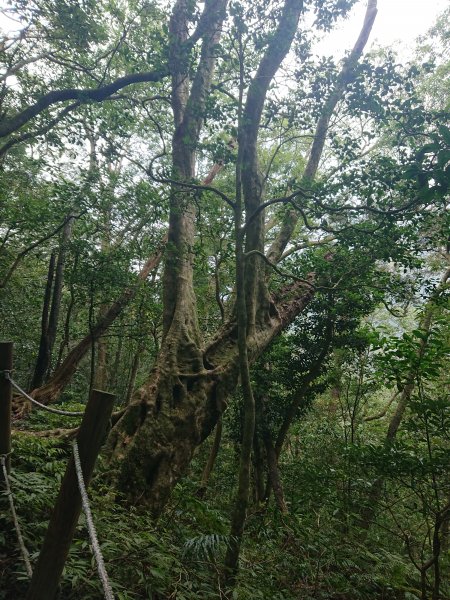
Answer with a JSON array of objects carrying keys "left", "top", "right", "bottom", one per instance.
[{"left": 0, "top": 0, "right": 449, "bottom": 598}]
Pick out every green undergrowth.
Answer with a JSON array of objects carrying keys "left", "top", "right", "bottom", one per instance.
[{"left": 1, "top": 410, "right": 448, "bottom": 599}]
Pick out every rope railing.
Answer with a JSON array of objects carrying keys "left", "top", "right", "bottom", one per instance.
[
  {"left": 1, "top": 348, "right": 115, "bottom": 600},
  {"left": 72, "top": 440, "right": 115, "bottom": 600},
  {"left": 5, "top": 372, "right": 84, "bottom": 417},
  {"left": 1, "top": 453, "right": 33, "bottom": 578}
]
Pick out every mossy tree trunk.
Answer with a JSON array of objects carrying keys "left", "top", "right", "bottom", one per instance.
[{"left": 106, "top": 0, "right": 378, "bottom": 520}]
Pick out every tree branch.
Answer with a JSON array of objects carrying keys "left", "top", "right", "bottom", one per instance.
[
  {"left": 363, "top": 389, "right": 400, "bottom": 422},
  {"left": 267, "top": 0, "right": 378, "bottom": 263},
  {"left": 0, "top": 212, "right": 86, "bottom": 290},
  {"left": 0, "top": 101, "right": 80, "bottom": 156},
  {"left": 244, "top": 249, "right": 316, "bottom": 289},
  {"left": 0, "top": 67, "right": 170, "bottom": 139},
  {"left": 0, "top": 52, "right": 48, "bottom": 82}
]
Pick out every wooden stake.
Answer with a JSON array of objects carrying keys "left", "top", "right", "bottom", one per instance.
[
  {"left": 0, "top": 341, "right": 13, "bottom": 475},
  {"left": 27, "top": 389, "right": 115, "bottom": 600}
]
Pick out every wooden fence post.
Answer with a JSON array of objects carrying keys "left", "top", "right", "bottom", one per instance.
[
  {"left": 26, "top": 388, "right": 115, "bottom": 600},
  {"left": 0, "top": 341, "right": 13, "bottom": 476}
]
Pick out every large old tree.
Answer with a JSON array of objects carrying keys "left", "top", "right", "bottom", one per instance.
[
  {"left": 2, "top": 0, "right": 444, "bottom": 518},
  {"left": 105, "top": 0, "right": 379, "bottom": 515}
]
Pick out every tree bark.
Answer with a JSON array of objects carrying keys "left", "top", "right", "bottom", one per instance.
[
  {"left": 125, "top": 347, "right": 141, "bottom": 407},
  {"left": 55, "top": 252, "right": 78, "bottom": 370},
  {"left": 94, "top": 334, "right": 109, "bottom": 390},
  {"left": 252, "top": 431, "right": 266, "bottom": 504},
  {"left": 111, "top": 331, "right": 124, "bottom": 393},
  {"left": 264, "top": 431, "right": 288, "bottom": 514}
]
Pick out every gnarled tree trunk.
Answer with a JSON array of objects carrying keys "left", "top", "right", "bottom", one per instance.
[
  {"left": 107, "top": 279, "right": 314, "bottom": 516},
  {"left": 106, "top": 0, "right": 378, "bottom": 520}
]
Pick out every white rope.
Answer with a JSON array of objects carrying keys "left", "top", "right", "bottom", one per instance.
[
  {"left": 72, "top": 440, "right": 114, "bottom": 600},
  {"left": 1, "top": 455, "right": 33, "bottom": 578},
  {"left": 6, "top": 374, "right": 84, "bottom": 417}
]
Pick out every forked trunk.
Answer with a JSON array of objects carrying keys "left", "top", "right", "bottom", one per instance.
[
  {"left": 106, "top": 281, "right": 314, "bottom": 516},
  {"left": 106, "top": 0, "right": 378, "bottom": 521}
]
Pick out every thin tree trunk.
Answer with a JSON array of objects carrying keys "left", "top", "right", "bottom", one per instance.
[
  {"left": 30, "top": 251, "right": 56, "bottom": 390},
  {"left": 361, "top": 267, "right": 450, "bottom": 528},
  {"left": 432, "top": 525, "right": 441, "bottom": 600},
  {"left": 415, "top": 502, "right": 450, "bottom": 600},
  {"left": 431, "top": 502, "right": 450, "bottom": 600},
  {"left": 55, "top": 253, "right": 78, "bottom": 369},
  {"left": 263, "top": 429, "right": 288, "bottom": 514},
  {"left": 197, "top": 417, "right": 223, "bottom": 498},
  {"left": 46, "top": 216, "right": 73, "bottom": 378},
  {"left": 256, "top": 394, "right": 288, "bottom": 513},
  {"left": 223, "top": 154, "right": 256, "bottom": 584},
  {"left": 441, "top": 488, "right": 450, "bottom": 551},
  {"left": 111, "top": 332, "right": 124, "bottom": 392},
  {"left": 252, "top": 431, "right": 266, "bottom": 504},
  {"left": 94, "top": 332, "right": 109, "bottom": 389},
  {"left": 94, "top": 194, "right": 112, "bottom": 389},
  {"left": 223, "top": 33, "right": 254, "bottom": 577},
  {"left": 224, "top": 1, "right": 307, "bottom": 575},
  {"left": 125, "top": 347, "right": 140, "bottom": 406}
]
